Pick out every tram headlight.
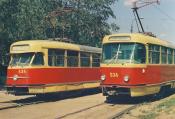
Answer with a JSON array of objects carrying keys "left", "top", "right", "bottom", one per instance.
[
  {"left": 123, "top": 75, "right": 129, "bottom": 82},
  {"left": 101, "top": 74, "right": 106, "bottom": 81},
  {"left": 13, "top": 75, "right": 18, "bottom": 81}
]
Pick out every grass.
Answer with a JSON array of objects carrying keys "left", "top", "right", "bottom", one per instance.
[
  {"left": 138, "top": 97, "right": 175, "bottom": 119},
  {"left": 157, "top": 98, "right": 175, "bottom": 109},
  {"left": 139, "top": 112, "right": 157, "bottom": 119}
]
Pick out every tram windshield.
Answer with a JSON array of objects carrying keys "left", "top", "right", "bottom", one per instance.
[
  {"left": 10, "top": 52, "right": 44, "bottom": 66},
  {"left": 102, "top": 43, "right": 146, "bottom": 64}
]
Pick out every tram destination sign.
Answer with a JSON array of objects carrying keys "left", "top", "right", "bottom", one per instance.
[
  {"left": 12, "top": 45, "right": 30, "bottom": 51},
  {"left": 109, "top": 36, "right": 131, "bottom": 41}
]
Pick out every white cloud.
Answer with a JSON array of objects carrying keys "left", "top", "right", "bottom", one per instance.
[
  {"left": 124, "top": 0, "right": 138, "bottom": 7},
  {"left": 124, "top": 0, "right": 160, "bottom": 7}
]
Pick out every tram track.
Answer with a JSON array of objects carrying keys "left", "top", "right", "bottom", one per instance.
[
  {"left": 0, "top": 90, "right": 102, "bottom": 111},
  {"left": 56, "top": 102, "right": 106, "bottom": 119},
  {"left": 0, "top": 94, "right": 59, "bottom": 111},
  {"left": 56, "top": 98, "right": 147, "bottom": 119},
  {"left": 0, "top": 99, "right": 46, "bottom": 111},
  {"left": 0, "top": 91, "right": 149, "bottom": 119},
  {"left": 56, "top": 103, "right": 143, "bottom": 119},
  {"left": 108, "top": 104, "right": 139, "bottom": 119},
  {"left": 1, "top": 100, "right": 140, "bottom": 119}
]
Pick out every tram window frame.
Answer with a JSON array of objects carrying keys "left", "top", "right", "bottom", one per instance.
[
  {"left": 80, "top": 52, "right": 90, "bottom": 67},
  {"left": 161, "top": 46, "right": 167, "bottom": 64},
  {"left": 67, "top": 50, "right": 78, "bottom": 67},
  {"left": 148, "top": 44, "right": 160, "bottom": 64},
  {"left": 92, "top": 53, "right": 100, "bottom": 67},
  {"left": 167, "top": 48, "right": 173, "bottom": 64},
  {"left": 48, "top": 49, "right": 65, "bottom": 67}
]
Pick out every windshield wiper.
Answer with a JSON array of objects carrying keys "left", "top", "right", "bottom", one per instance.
[
  {"left": 107, "top": 44, "right": 120, "bottom": 64},
  {"left": 129, "top": 43, "right": 136, "bottom": 64}
]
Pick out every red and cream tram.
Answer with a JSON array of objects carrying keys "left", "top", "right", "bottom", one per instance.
[
  {"left": 100, "top": 33, "right": 175, "bottom": 99},
  {"left": 6, "top": 40, "right": 101, "bottom": 95}
]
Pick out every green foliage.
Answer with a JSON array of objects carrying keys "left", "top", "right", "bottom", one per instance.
[
  {"left": 157, "top": 98, "right": 175, "bottom": 111},
  {"left": 139, "top": 112, "right": 157, "bottom": 119},
  {"left": 0, "top": 76, "right": 6, "bottom": 85}
]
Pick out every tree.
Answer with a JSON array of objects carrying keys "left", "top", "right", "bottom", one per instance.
[{"left": 47, "top": 0, "right": 118, "bottom": 46}]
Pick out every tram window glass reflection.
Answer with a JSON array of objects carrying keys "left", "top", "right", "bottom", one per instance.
[
  {"left": 67, "top": 50, "right": 78, "bottom": 67},
  {"left": 80, "top": 52, "right": 90, "bottom": 67},
  {"left": 102, "top": 43, "right": 145, "bottom": 64},
  {"left": 32, "top": 52, "right": 44, "bottom": 65},
  {"left": 10, "top": 53, "right": 34, "bottom": 66},
  {"left": 174, "top": 50, "right": 175, "bottom": 64},
  {"left": 92, "top": 53, "right": 100, "bottom": 67},
  {"left": 48, "top": 49, "right": 64, "bottom": 66},
  {"left": 161, "top": 47, "right": 167, "bottom": 64},
  {"left": 134, "top": 44, "right": 146, "bottom": 64},
  {"left": 167, "top": 48, "right": 173, "bottom": 64},
  {"left": 149, "top": 44, "right": 160, "bottom": 64}
]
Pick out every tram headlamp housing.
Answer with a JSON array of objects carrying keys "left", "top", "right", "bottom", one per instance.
[
  {"left": 101, "top": 74, "right": 106, "bottom": 81},
  {"left": 123, "top": 75, "right": 129, "bottom": 82},
  {"left": 13, "top": 75, "right": 18, "bottom": 81}
]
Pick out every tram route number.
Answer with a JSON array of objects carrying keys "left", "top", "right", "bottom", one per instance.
[
  {"left": 18, "top": 69, "right": 27, "bottom": 74},
  {"left": 110, "top": 72, "right": 119, "bottom": 78}
]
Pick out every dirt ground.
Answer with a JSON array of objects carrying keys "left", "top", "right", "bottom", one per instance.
[
  {"left": 0, "top": 91, "right": 106, "bottom": 119},
  {"left": 1, "top": 90, "right": 175, "bottom": 119}
]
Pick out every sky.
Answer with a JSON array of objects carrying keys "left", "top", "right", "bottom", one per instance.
[{"left": 109, "top": 0, "right": 175, "bottom": 43}]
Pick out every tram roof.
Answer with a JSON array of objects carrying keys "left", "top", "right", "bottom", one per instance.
[
  {"left": 10, "top": 40, "right": 101, "bottom": 53},
  {"left": 103, "top": 33, "right": 175, "bottom": 48}
]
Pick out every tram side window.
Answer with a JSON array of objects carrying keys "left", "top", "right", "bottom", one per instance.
[
  {"left": 149, "top": 45, "right": 160, "bottom": 64},
  {"left": 174, "top": 50, "right": 175, "bottom": 64},
  {"left": 167, "top": 48, "right": 173, "bottom": 64},
  {"left": 161, "top": 47, "right": 167, "bottom": 64},
  {"left": 48, "top": 49, "right": 64, "bottom": 66},
  {"left": 32, "top": 52, "right": 44, "bottom": 65},
  {"left": 134, "top": 44, "right": 146, "bottom": 64},
  {"left": 67, "top": 50, "right": 78, "bottom": 67},
  {"left": 92, "top": 53, "right": 100, "bottom": 67},
  {"left": 80, "top": 52, "right": 90, "bottom": 67}
]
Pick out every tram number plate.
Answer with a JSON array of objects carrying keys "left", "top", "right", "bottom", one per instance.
[{"left": 110, "top": 72, "right": 119, "bottom": 78}]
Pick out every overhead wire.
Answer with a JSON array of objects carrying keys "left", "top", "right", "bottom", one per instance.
[{"left": 153, "top": 5, "right": 175, "bottom": 22}]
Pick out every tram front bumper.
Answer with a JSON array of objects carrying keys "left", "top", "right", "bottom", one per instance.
[{"left": 101, "top": 85, "right": 160, "bottom": 97}]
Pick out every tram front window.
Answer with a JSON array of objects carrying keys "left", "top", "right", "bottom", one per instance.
[
  {"left": 102, "top": 43, "right": 146, "bottom": 64},
  {"left": 10, "top": 53, "right": 34, "bottom": 66}
]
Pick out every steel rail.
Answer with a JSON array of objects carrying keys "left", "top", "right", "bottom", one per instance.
[
  {"left": 56, "top": 102, "right": 105, "bottom": 119},
  {"left": 108, "top": 104, "right": 140, "bottom": 119},
  {"left": 0, "top": 100, "right": 45, "bottom": 111}
]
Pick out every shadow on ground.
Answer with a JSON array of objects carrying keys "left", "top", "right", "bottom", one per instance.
[{"left": 3, "top": 88, "right": 102, "bottom": 104}]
